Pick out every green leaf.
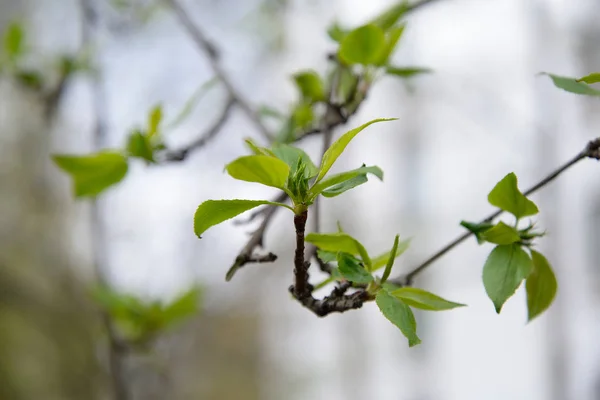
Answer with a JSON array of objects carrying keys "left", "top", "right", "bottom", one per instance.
[
  {"left": 15, "top": 70, "right": 43, "bottom": 91},
  {"left": 376, "top": 25, "right": 405, "bottom": 66},
  {"left": 258, "top": 105, "right": 285, "bottom": 121},
  {"left": 337, "top": 252, "right": 373, "bottom": 284},
  {"left": 315, "top": 118, "right": 395, "bottom": 183},
  {"left": 386, "top": 66, "right": 432, "bottom": 78},
  {"left": 293, "top": 70, "right": 325, "bottom": 102},
  {"left": 147, "top": 105, "right": 162, "bottom": 139},
  {"left": 526, "top": 250, "right": 557, "bottom": 322},
  {"left": 336, "top": 67, "right": 359, "bottom": 104},
  {"left": 327, "top": 21, "right": 348, "bottom": 42},
  {"left": 577, "top": 72, "right": 600, "bottom": 84},
  {"left": 166, "top": 76, "right": 220, "bottom": 129},
  {"left": 482, "top": 244, "right": 533, "bottom": 313},
  {"left": 339, "top": 24, "right": 385, "bottom": 65},
  {"left": 312, "top": 165, "right": 383, "bottom": 198},
  {"left": 380, "top": 235, "right": 399, "bottom": 283},
  {"left": 292, "top": 102, "right": 314, "bottom": 129},
  {"left": 162, "top": 287, "right": 201, "bottom": 325},
  {"left": 317, "top": 249, "right": 337, "bottom": 263},
  {"left": 305, "top": 232, "right": 372, "bottom": 269},
  {"left": 480, "top": 221, "right": 521, "bottom": 245},
  {"left": 376, "top": 290, "right": 420, "bottom": 347},
  {"left": 371, "top": 238, "right": 411, "bottom": 271},
  {"left": 542, "top": 73, "right": 600, "bottom": 97},
  {"left": 244, "top": 138, "right": 275, "bottom": 156},
  {"left": 225, "top": 155, "right": 290, "bottom": 189},
  {"left": 460, "top": 220, "right": 494, "bottom": 244},
  {"left": 369, "top": 2, "right": 408, "bottom": 31},
  {"left": 271, "top": 144, "right": 318, "bottom": 178},
  {"left": 194, "top": 199, "right": 292, "bottom": 238},
  {"left": 488, "top": 173, "right": 538, "bottom": 219},
  {"left": 52, "top": 151, "right": 129, "bottom": 198},
  {"left": 3, "top": 21, "right": 25, "bottom": 62},
  {"left": 391, "top": 287, "right": 466, "bottom": 311},
  {"left": 126, "top": 131, "right": 155, "bottom": 163}
]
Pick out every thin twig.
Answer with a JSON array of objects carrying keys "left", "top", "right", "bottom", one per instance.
[
  {"left": 391, "top": 137, "right": 600, "bottom": 286},
  {"left": 167, "top": 0, "right": 273, "bottom": 141},
  {"left": 161, "top": 96, "right": 236, "bottom": 162}
]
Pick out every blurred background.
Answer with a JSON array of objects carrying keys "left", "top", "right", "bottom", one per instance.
[{"left": 1, "top": 0, "right": 600, "bottom": 399}]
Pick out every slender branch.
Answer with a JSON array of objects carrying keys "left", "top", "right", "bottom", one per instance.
[
  {"left": 392, "top": 137, "right": 600, "bottom": 286},
  {"left": 161, "top": 96, "right": 235, "bottom": 162},
  {"left": 167, "top": 0, "right": 273, "bottom": 141}
]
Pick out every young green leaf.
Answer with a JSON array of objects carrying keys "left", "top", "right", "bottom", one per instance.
[
  {"left": 147, "top": 105, "right": 162, "bottom": 139},
  {"left": 52, "top": 151, "right": 129, "bottom": 198},
  {"left": 576, "top": 72, "right": 600, "bottom": 84},
  {"left": 166, "top": 76, "right": 220, "bottom": 129},
  {"left": 225, "top": 155, "right": 290, "bottom": 189},
  {"left": 3, "top": 21, "right": 25, "bottom": 63},
  {"left": 327, "top": 21, "right": 348, "bottom": 42},
  {"left": 15, "top": 70, "right": 43, "bottom": 91},
  {"left": 271, "top": 144, "right": 318, "bottom": 178},
  {"left": 339, "top": 24, "right": 385, "bottom": 65},
  {"left": 371, "top": 238, "right": 411, "bottom": 271},
  {"left": 391, "top": 287, "right": 466, "bottom": 311},
  {"left": 526, "top": 250, "right": 557, "bottom": 322},
  {"left": 480, "top": 221, "right": 521, "bottom": 245},
  {"left": 194, "top": 199, "right": 292, "bottom": 238},
  {"left": 312, "top": 165, "right": 383, "bottom": 198},
  {"left": 385, "top": 66, "right": 432, "bottom": 78},
  {"left": 542, "top": 73, "right": 600, "bottom": 97},
  {"left": 337, "top": 252, "right": 373, "bottom": 284},
  {"left": 292, "top": 102, "right": 314, "bottom": 129},
  {"left": 483, "top": 244, "right": 533, "bottom": 313},
  {"left": 162, "top": 287, "right": 202, "bottom": 325},
  {"left": 305, "top": 232, "right": 372, "bottom": 269},
  {"left": 488, "top": 173, "right": 538, "bottom": 219},
  {"left": 376, "top": 25, "right": 405, "bottom": 66},
  {"left": 369, "top": 2, "right": 408, "bottom": 31},
  {"left": 127, "top": 131, "right": 155, "bottom": 163},
  {"left": 293, "top": 70, "right": 325, "bottom": 102},
  {"left": 460, "top": 220, "right": 494, "bottom": 244},
  {"left": 380, "top": 235, "right": 400, "bottom": 283},
  {"left": 376, "top": 290, "right": 421, "bottom": 347},
  {"left": 315, "top": 118, "right": 395, "bottom": 183},
  {"left": 317, "top": 249, "right": 337, "bottom": 263},
  {"left": 244, "top": 138, "right": 275, "bottom": 156}
]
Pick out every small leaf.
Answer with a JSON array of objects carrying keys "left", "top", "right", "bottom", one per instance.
[
  {"left": 576, "top": 72, "right": 600, "bottom": 84},
  {"left": 526, "top": 250, "right": 557, "bottom": 322},
  {"left": 480, "top": 221, "right": 521, "bottom": 245},
  {"left": 339, "top": 24, "right": 385, "bottom": 65},
  {"left": 147, "top": 105, "right": 162, "bottom": 139},
  {"left": 391, "top": 287, "right": 466, "bottom": 311},
  {"left": 386, "top": 66, "right": 432, "bottom": 78},
  {"left": 271, "top": 144, "right": 318, "bottom": 178},
  {"left": 194, "top": 199, "right": 292, "bottom": 238},
  {"left": 293, "top": 70, "right": 325, "bottom": 102},
  {"left": 460, "top": 220, "right": 494, "bottom": 244},
  {"left": 483, "top": 244, "right": 533, "bottom": 313},
  {"left": 371, "top": 238, "right": 411, "bottom": 271},
  {"left": 337, "top": 252, "right": 373, "bottom": 284},
  {"left": 542, "top": 73, "right": 600, "bottom": 97},
  {"left": 166, "top": 76, "right": 220, "bottom": 129},
  {"left": 162, "top": 287, "right": 201, "bottom": 325},
  {"left": 317, "top": 249, "right": 337, "bottom": 263},
  {"left": 52, "top": 151, "right": 129, "bottom": 198},
  {"left": 312, "top": 165, "right": 383, "bottom": 198},
  {"left": 225, "top": 155, "right": 290, "bottom": 189},
  {"left": 15, "top": 70, "right": 43, "bottom": 91},
  {"left": 488, "top": 173, "right": 538, "bottom": 219},
  {"left": 305, "top": 232, "right": 372, "bottom": 268},
  {"left": 292, "top": 102, "right": 314, "bottom": 129},
  {"left": 126, "top": 131, "right": 155, "bottom": 163},
  {"left": 369, "top": 2, "right": 408, "bottom": 31},
  {"left": 376, "top": 290, "right": 420, "bottom": 347},
  {"left": 336, "top": 67, "right": 359, "bottom": 104},
  {"left": 376, "top": 25, "right": 405, "bottom": 66},
  {"left": 258, "top": 105, "right": 285, "bottom": 121},
  {"left": 315, "top": 118, "right": 395, "bottom": 183},
  {"left": 244, "top": 138, "right": 275, "bottom": 156},
  {"left": 380, "top": 235, "right": 399, "bottom": 283},
  {"left": 3, "top": 21, "right": 25, "bottom": 62},
  {"left": 327, "top": 21, "right": 348, "bottom": 42}
]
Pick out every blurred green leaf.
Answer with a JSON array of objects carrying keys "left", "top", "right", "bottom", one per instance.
[
  {"left": 337, "top": 252, "right": 373, "bottom": 284},
  {"left": 315, "top": 118, "right": 395, "bottom": 183},
  {"left": 376, "top": 25, "right": 405, "bottom": 66},
  {"left": 126, "top": 131, "right": 155, "bottom": 163},
  {"left": 386, "top": 66, "right": 432, "bottom": 78},
  {"left": 380, "top": 235, "right": 399, "bottom": 283},
  {"left": 317, "top": 249, "right": 337, "bottom": 263},
  {"left": 293, "top": 70, "right": 325, "bottom": 102},
  {"left": 327, "top": 21, "right": 348, "bottom": 42},
  {"left": 147, "top": 105, "right": 163, "bottom": 139},
  {"left": 52, "top": 151, "right": 128, "bottom": 198},
  {"left": 369, "top": 2, "right": 408, "bottom": 31},
  {"left": 526, "top": 250, "right": 557, "bottom": 322},
  {"left": 258, "top": 105, "right": 286, "bottom": 121},
  {"left": 480, "top": 221, "right": 521, "bottom": 245},
  {"left": 339, "top": 24, "right": 385, "bottom": 65},
  {"left": 166, "top": 76, "right": 220, "bottom": 129},
  {"left": 576, "top": 72, "right": 600, "bottom": 84},
  {"left": 391, "top": 287, "right": 466, "bottom": 311},
  {"left": 15, "top": 70, "right": 43, "bottom": 90},
  {"left": 225, "top": 155, "right": 290, "bottom": 189},
  {"left": 376, "top": 290, "right": 420, "bottom": 347},
  {"left": 371, "top": 238, "right": 411, "bottom": 271},
  {"left": 488, "top": 173, "right": 538, "bottom": 220},
  {"left": 312, "top": 165, "right": 383, "bottom": 198},
  {"left": 194, "top": 199, "right": 292, "bottom": 238},
  {"left": 292, "top": 102, "right": 314, "bottom": 129},
  {"left": 483, "top": 244, "right": 533, "bottom": 313},
  {"left": 336, "top": 67, "right": 359, "bottom": 104},
  {"left": 542, "top": 73, "right": 600, "bottom": 97},
  {"left": 3, "top": 21, "right": 25, "bottom": 63},
  {"left": 305, "top": 232, "right": 372, "bottom": 268},
  {"left": 162, "top": 287, "right": 202, "bottom": 325}
]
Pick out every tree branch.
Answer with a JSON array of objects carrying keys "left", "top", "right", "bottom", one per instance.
[
  {"left": 161, "top": 96, "right": 235, "bottom": 162},
  {"left": 391, "top": 137, "right": 600, "bottom": 286},
  {"left": 167, "top": 0, "right": 273, "bottom": 141}
]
